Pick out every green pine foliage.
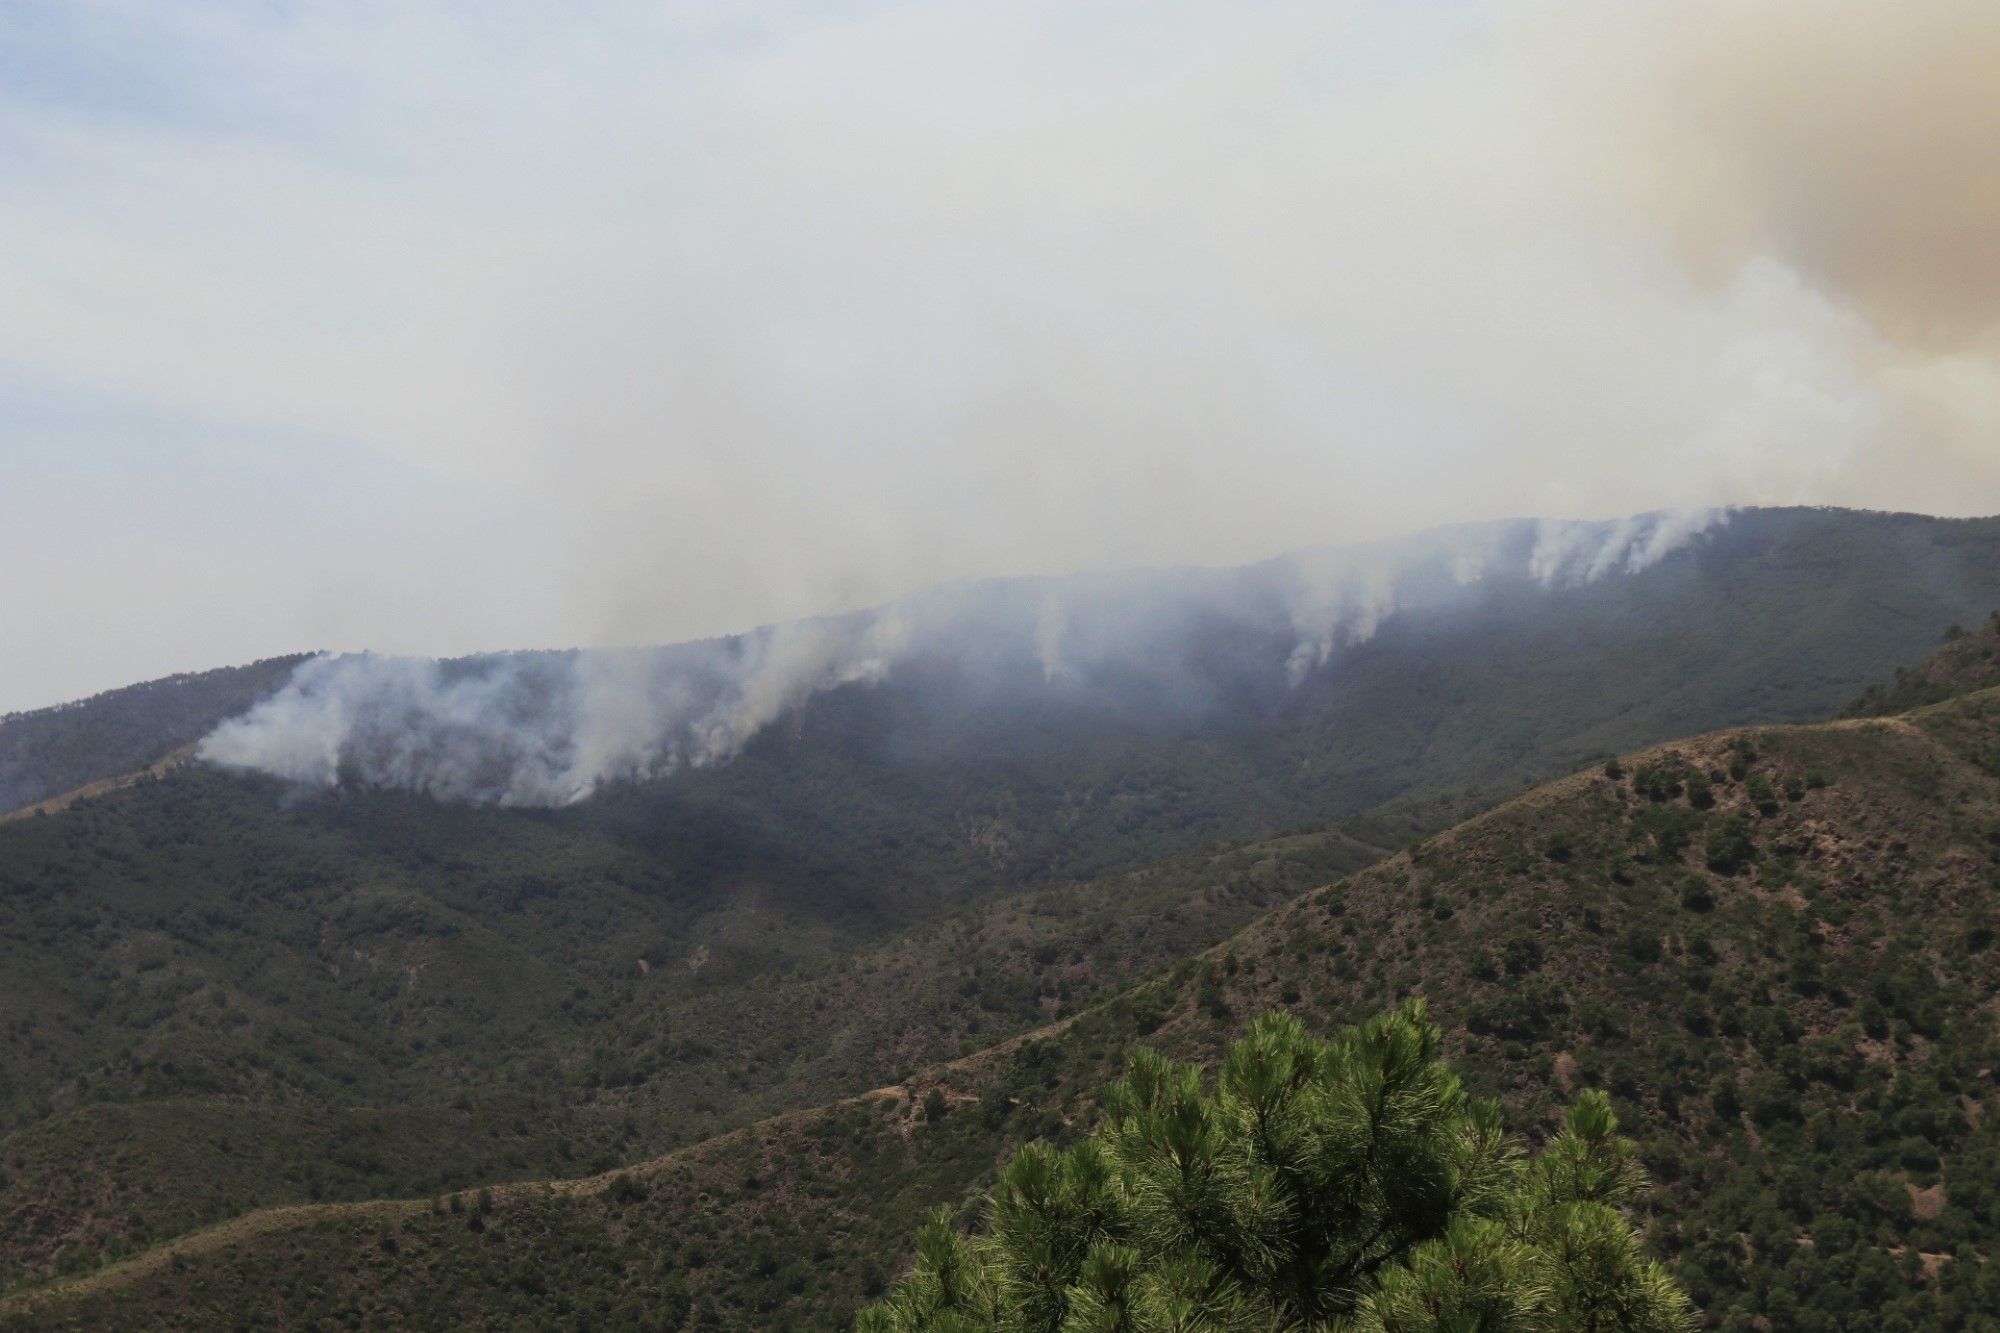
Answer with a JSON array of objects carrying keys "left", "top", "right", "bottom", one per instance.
[{"left": 860, "top": 1006, "right": 1692, "bottom": 1332}]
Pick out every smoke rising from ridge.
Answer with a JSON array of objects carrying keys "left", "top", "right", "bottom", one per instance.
[
  {"left": 199, "top": 616, "right": 912, "bottom": 805},
  {"left": 200, "top": 511, "right": 1725, "bottom": 805}
]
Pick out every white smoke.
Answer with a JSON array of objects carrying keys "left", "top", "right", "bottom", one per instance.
[
  {"left": 198, "top": 613, "right": 912, "bottom": 806},
  {"left": 1527, "top": 508, "right": 1729, "bottom": 587},
  {"left": 1280, "top": 508, "right": 1725, "bottom": 684},
  {"left": 688, "top": 612, "right": 910, "bottom": 765},
  {"left": 1282, "top": 555, "right": 1400, "bottom": 688},
  {"left": 1033, "top": 594, "right": 1069, "bottom": 683},
  {"left": 200, "top": 510, "right": 1727, "bottom": 803}
]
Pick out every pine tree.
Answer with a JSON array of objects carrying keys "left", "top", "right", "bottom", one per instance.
[{"left": 858, "top": 1003, "right": 1693, "bottom": 1332}]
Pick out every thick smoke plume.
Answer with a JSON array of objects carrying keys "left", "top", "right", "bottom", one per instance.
[
  {"left": 200, "top": 511, "right": 1723, "bottom": 805},
  {"left": 199, "top": 617, "right": 909, "bottom": 806}
]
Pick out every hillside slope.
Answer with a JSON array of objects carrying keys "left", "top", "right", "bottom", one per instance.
[
  {"left": 0, "top": 755, "right": 1403, "bottom": 1292},
  {"left": 12, "top": 668, "right": 2000, "bottom": 1328},
  {"left": 0, "top": 656, "right": 308, "bottom": 817},
  {"left": 1845, "top": 610, "right": 2000, "bottom": 718},
  {"left": 8, "top": 509, "right": 1998, "bottom": 1296}
]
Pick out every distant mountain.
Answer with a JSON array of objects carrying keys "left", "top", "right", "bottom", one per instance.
[
  {"left": 15, "top": 618, "right": 1997, "bottom": 1329},
  {"left": 168, "top": 507, "right": 2000, "bottom": 897},
  {"left": 453, "top": 505, "right": 2000, "bottom": 905},
  {"left": 0, "top": 657, "right": 308, "bottom": 817},
  {"left": 18, "top": 507, "right": 2000, "bottom": 843}
]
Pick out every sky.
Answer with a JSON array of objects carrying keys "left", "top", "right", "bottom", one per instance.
[{"left": 3, "top": 0, "right": 1999, "bottom": 713}]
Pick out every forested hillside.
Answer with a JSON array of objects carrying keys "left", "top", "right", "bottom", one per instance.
[
  {"left": 0, "top": 767, "right": 1393, "bottom": 1293},
  {"left": 8, "top": 623, "right": 2000, "bottom": 1328},
  {"left": 0, "top": 657, "right": 308, "bottom": 817},
  {"left": 2, "top": 510, "right": 1998, "bottom": 1327},
  {"left": 0, "top": 510, "right": 1991, "bottom": 1296},
  {"left": 11, "top": 510, "right": 2000, "bottom": 863}
]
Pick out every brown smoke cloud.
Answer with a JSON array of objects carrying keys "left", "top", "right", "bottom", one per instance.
[
  {"left": 1495, "top": 0, "right": 2000, "bottom": 511},
  {"left": 1545, "top": 0, "right": 2000, "bottom": 352}
]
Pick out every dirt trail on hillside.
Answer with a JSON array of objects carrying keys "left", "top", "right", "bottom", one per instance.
[
  {"left": 0, "top": 1007, "right": 1085, "bottom": 1317},
  {"left": 0, "top": 745, "right": 197, "bottom": 824}
]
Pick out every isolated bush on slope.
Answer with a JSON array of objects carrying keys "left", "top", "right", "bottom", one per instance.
[{"left": 859, "top": 1003, "right": 1692, "bottom": 1332}]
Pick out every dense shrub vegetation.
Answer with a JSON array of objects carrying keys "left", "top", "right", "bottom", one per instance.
[
  {"left": 0, "top": 767, "right": 1386, "bottom": 1291},
  {"left": 9, "top": 677, "right": 1999, "bottom": 1327},
  {"left": 6, "top": 688, "right": 2000, "bottom": 1326}
]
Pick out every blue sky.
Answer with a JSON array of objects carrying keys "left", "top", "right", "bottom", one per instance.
[{"left": 2, "top": 0, "right": 1997, "bottom": 712}]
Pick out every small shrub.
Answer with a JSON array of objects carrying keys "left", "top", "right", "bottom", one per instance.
[
  {"left": 1678, "top": 875, "right": 1716, "bottom": 913},
  {"left": 1728, "top": 736, "right": 1758, "bottom": 780},
  {"left": 1705, "top": 817, "right": 1757, "bottom": 876},
  {"left": 1502, "top": 931, "right": 1545, "bottom": 976},
  {"left": 1634, "top": 763, "right": 1684, "bottom": 802},
  {"left": 1619, "top": 926, "right": 1663, "bottom": 967}
]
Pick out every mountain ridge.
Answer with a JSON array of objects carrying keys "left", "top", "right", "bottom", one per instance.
[{"left": 14, "top": 506, "right": 1998, "bottom": 823}]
